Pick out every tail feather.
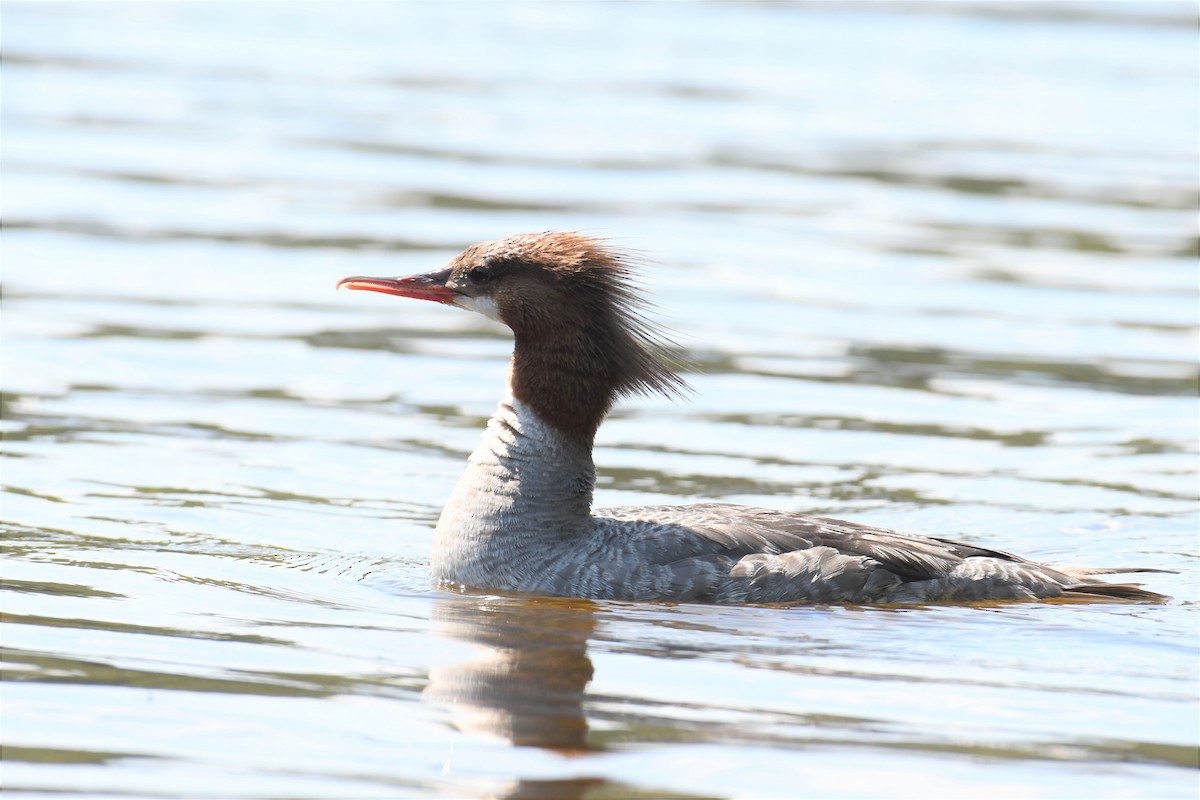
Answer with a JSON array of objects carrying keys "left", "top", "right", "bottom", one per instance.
[
  {"left": 1064, "top": 582, "right": 1170, "bottom": 603},
  {"left": 1056, "top": 564, "right": 1174, "bottom": 603},
  {"left": 1062, "top": 566, "right": 1176, "bottom": 577}
]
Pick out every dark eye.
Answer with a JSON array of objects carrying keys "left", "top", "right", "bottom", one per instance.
[{"left": 467, "top": 265, "right": 492, "bottom": 283}]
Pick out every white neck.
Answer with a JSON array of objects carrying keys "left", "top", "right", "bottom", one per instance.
[{"left": 431, "top": 396, "right": 596, "bottom": 587}]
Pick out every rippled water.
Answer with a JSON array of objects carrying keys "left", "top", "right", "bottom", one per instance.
[{"left": 3, "top": 2, "right": 1198, "bottom": 798}]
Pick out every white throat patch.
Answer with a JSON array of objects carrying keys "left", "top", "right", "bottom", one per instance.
[{"left": 453, "top": 295, "right": 502, "bottom": 322}]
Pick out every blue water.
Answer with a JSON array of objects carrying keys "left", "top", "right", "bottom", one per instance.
[{"left": 3, "top": 2, "right": 1198, "bottom": 798}]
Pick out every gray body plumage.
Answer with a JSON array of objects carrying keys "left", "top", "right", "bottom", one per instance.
[{"left": 432, "top": 397, "right": 1158, "bottom": 604}]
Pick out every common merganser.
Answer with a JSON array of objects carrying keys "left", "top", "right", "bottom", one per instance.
[{"left": 338, "top": 232, "right": 1168, "bottom": 604}]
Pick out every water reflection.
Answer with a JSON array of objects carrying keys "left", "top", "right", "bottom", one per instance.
[
  {"left": 426, "top": 595, "right": 610, "bottom": 800},
  {"left": 427, "top": 594, "right": 598, "bottom": 752}
]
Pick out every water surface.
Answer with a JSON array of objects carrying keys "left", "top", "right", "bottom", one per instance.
[{"left": 3, "top": 2, "right": 1198, "bottom": 798}]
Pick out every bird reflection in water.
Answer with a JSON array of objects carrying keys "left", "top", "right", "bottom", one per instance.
[{"left": 425, "top": 594, "right": 606, "bottom": 799}]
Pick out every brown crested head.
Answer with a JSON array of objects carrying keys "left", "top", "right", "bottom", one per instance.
[{"left": 339, "top": 231, "right": 690, "bottom": 442}]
